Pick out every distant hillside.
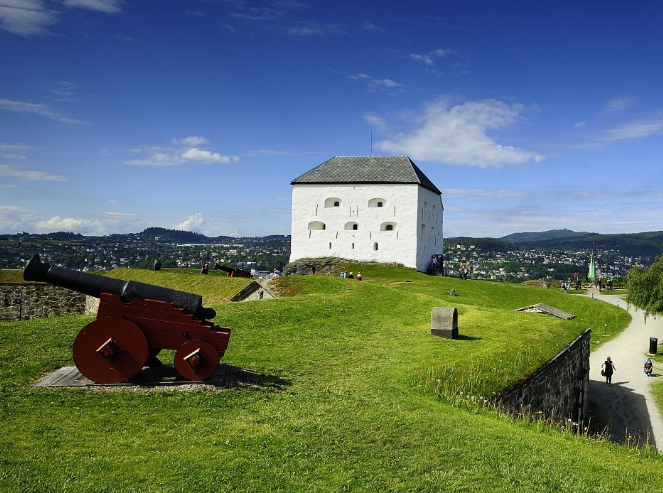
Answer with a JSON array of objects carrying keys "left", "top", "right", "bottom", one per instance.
[
  {"left": 528, "top": 232, "right": 663, "bottom": 259},
  {"left": 445, "top": 237, "right": 516, "bottom": 252},
  {"left": 500, "top": 229, "right": 589, "bottom": 244},
  {"left": 138, "top": 227, "right": 234, "bottom": 244},
  {"left": 445, "top": 229, "right": 663, "bottom": 262}
]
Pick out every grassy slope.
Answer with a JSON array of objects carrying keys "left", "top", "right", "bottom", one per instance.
[
  {"left": 0, "top": 267, "right": 252, "bottom": 303},
  {"left": 0, "top": 269, "right": 31, "bottom": 283},
  {"left": 100, "top": 268, "right": 253, "bottom": 304},
  {"left": 1, "top": 266, "right": 659, "bottom": 493}
]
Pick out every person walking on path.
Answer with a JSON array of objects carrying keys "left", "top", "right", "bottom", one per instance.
[
  {"left": 586, "top": 292, "right": 663, "bottom": 450},
  {"left": 602, "top": 356, "right": 616, "bottom": 384}
]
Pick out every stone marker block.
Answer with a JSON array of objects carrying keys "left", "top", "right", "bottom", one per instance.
[{"left": 431, "top": 307, "right": 458, "bottom": 339}]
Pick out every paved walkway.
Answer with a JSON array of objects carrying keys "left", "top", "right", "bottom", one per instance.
[{"left": 585, "top": 291, "right": 663, "bottom": 449}]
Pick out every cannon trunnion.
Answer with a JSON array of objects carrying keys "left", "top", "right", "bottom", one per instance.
[{"left": 24, "top": 254, "right": 231, "bottom": 384}]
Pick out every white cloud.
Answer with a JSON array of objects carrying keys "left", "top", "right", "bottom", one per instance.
[
  {"left": 603, "top": 96, "right": 635, "bottom": 114},
  {"left": 0, "top": 0, "right": 121, "bottom": 36},
  {"left": 348, "top": 73, "right": 405, "bottom": 93},
  {"left": 35, "top": 215, "right": 105, "bottom": 234},
  {"left": 124, "top": 137, "right": 239, "bottom": 167},
  {"left": 442, "top": 187, "right": 529, "bottom": 201},
  {"left": 0, "top": 204, "right": 40, "bottom": 231},
  {"left": 0, "top": 98, "right": 83, "bottom": 124},
  {"left": 0, "top": 153, "right": 26, "bottom": 160},
  {"left": 176, "top": 212, "right": 205, "bottom": 233},
  {"left": 172, "top": 136, "right": 211, "bottom": 147},
  {"left": 61, "top": 0, "right": 122, "bottom": 14},
  {"left": 0, "top": 0, "right": 58, "bottom": 36},
  {"left": 0, "top": 163, "right": 67, "bottom": 181},
  {"left": 364, "top": 112, "right": 388, "bottom": 131},
  {"left": 287, "top": 22, "right": 346, "bottom": 36},
  {"left": 409, "top": 48, "right": 453, "bottom": 66},
  {"left": 377, "top": 97, "right": 543, "bottom": 168},
  {"left": 360, "top": 21, "right": 387, "bottom": 33},
  {"left": 574, "top": 121, "right": 586, "bottom": 128},
  {"left": 592, "top": 114, "right": 663, "bottom": 143},
  {"left": 180, "top": 148, "right": 238, "bottom": 164}
]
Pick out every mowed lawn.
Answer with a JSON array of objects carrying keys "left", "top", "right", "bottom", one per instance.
[{"left": 1, "top": 265, "right": 660, "bottom": 493}]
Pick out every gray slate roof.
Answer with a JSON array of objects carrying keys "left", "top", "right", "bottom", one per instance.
[
  {"left": 516, "top": 303, "right": 575, "bottom": 320},
  {"left": 291, "top": 156, "right": 441, "bottom": 195}
]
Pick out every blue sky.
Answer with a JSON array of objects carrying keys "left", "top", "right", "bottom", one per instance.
[{"left": 1, "top": 0, "right": 662, "bottom": 238}]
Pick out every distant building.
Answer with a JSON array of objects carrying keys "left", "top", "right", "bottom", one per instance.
[{"left": 289, "top": 155, "right": 443, "bottom": 271}]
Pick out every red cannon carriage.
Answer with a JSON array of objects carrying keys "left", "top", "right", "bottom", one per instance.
[{"left": 24, "top": 254, "right": 230, "bottom": 384}]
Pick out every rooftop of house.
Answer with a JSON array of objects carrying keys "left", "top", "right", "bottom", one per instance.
[{"left": 291, "top": 155, "right": 442, "bottom": 195}]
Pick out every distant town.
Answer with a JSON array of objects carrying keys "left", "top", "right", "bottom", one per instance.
[
  {"left": 443, "top": 241, "right": 640, "bottom": 283},
  {"left": 0, "top": 230, "right": 291, "bottom": 276},
  {"left": 2, "top": 228, "right": 660, "bottom": 284}
]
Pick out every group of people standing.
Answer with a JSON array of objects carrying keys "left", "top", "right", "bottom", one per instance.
[{"left": 339, "top": 271, "right": 362, "bottom": 281}]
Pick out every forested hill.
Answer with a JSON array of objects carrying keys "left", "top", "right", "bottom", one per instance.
[
  {"left": 500, "top": 229, "right": 588, "bottom": 243},
  {"left": 444, "top": 237, "right": 516, "bottom": 252},
  {"left": 499, "top": 230, "right": 663, "bottom": 260},
  {"left": 138, "top": 227, "right": 235, "bottom": 244}
]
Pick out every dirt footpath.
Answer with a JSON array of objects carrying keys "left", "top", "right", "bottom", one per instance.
[{"left": 585, "top": 291, "right": 663, "bottom": 449}]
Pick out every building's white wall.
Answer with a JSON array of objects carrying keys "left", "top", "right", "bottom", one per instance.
[
  {"left": 290, "top": 183, "right": 443, "bottom": 271},
  {"left": 415, "top": 187, "right": 444, "bottom": 271}
]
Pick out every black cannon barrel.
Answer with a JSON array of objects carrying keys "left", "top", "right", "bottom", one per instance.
[{"left": 24, "top": 254, "right": 216, "bottom": 320}]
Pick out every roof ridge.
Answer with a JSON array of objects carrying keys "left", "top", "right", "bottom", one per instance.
[{"left": 291, "top": 155, "right": 441, "bottom": 195}]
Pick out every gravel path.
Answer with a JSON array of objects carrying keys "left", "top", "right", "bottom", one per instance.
[{"left": 585, "top": 291, "right": 663, "bottom": 449}]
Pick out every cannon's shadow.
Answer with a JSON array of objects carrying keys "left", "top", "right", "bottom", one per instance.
[{"left": 34, "top": 364, "right": 291, "bottom": 391}]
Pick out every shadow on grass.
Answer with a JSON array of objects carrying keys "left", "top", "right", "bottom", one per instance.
[
  {"left": 457, "top": 334, "right": 482, "bottom": 341},
  {"left": 134, "top": 364, "right": 292, "bottom": 390}
]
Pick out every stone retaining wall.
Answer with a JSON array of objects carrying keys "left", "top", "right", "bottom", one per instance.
[
  {"left": 0, "top": 283, "right": 95, "bottom": 321},
  {"left": 499, "top": 328, "right": 591, "bottom": 426}
]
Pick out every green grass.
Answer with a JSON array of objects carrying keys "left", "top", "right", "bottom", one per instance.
[
  {"left": 1, "top": 265, "right": 659, "bottom": 493},
  {"left": 101, "top": 268, "right": 253, "bottom": 304},
  {"left": 0, "top": 269, "right": 32, "bottom": 284},
  {"left": 600, "top": 289, "right": 628, "bottom": 296}
]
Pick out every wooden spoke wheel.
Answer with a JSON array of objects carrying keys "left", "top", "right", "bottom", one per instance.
[
  {"left": 73, "top": 317, "right": 149, "bottom": 384},
  {"left": 174, "top": 339, "right": 220, "bottom": 381}
]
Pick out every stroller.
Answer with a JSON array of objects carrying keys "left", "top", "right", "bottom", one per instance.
[{"left": 644, "top": 358, "right": 653, "bottom": 377}]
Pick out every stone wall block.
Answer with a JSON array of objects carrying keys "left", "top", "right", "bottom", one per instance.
[
  {"left": 0, "top": 284, "right": 89, "bottom": 321},
  {"left": 431, "top": 307, "right": 458, "bottom": 339},
  {"left": 498, "top": 328, "right": 591, "bottom": 426}
]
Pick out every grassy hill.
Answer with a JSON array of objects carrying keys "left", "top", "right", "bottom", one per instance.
[
  {"left": 2, "top": 265, "right": 661, "bottom": 492},
  {"left": 101, "top": 268, "right": 253, "bottom": 304}
]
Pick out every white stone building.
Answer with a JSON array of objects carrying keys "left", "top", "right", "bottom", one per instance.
[{"left": 289, "top": 156, "right": 443, "bottom": 272}]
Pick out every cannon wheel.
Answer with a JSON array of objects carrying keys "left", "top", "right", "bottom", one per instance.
[
  {"left": 174, "top": 339, "right": 219, "bottom": 381},
  {"left": 73, "top": 317, "right": 149, "bottom": 384}
]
